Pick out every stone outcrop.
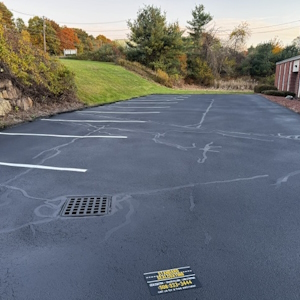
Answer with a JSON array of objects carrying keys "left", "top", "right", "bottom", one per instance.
[
  {"left": 0, "top": 99, "right": 12, "bottom": 116},
  {"left": 16, "top": 97, "right": 33, "bottom": 111},
  {"left": 0, "top": 79, "right": 33, "bottom": 116}
]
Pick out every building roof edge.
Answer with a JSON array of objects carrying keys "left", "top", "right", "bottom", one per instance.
[{"left": 276, "top": 55, "right": 300, "bottom": 65}]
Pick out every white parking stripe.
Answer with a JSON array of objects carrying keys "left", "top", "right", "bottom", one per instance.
[
  {"left": 41, "top": 119, "right": 146, "bottom": 123},
  {"left": 80, "top": 111, "right": 160, "bottom": 114},
  {"left": 0, "top": 133, "right": 127, "bottom": 138},
  {"left": 132, "top": 98, "right": 185, "bottom": 103},
  {"left": 129, "top": 100, "right": 181, "bottom": 102},
  {"left": 112, "top": 107, "right": 170, "bottom": 109},
  {"left": 125, "top": 102, "right": 178, "bottom": 104},
  {"left": 0, "top": 162, "right": 87, "bottom": 173}
]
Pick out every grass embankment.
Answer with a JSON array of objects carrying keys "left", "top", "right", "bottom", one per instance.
[{"left": 62, "top": 60, "right": 252, "bottom": 105}]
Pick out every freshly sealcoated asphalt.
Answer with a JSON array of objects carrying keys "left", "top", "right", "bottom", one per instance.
[{"left": 1, "top": 94, "right": 300, "bottom": 299}]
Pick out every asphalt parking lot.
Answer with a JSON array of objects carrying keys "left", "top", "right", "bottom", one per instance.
[{"left": 1, "top": 94, "right": 300, "bottom": 299}]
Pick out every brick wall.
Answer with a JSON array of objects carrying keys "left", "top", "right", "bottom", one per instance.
[{"left": 275, "top": 58, "right": 300, "bottom": 98}]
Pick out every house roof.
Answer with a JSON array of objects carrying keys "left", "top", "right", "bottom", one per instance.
[{"left": 276, "top": 55, "right": 300, "bottom": 65}]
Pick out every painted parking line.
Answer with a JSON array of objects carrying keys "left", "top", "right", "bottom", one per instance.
[
  {"left": 0, "top": 133, "right": 127, "bottom": 138},
  {"left": 128, "top": 99, "right": 180, "bottom": 103},
  {"left": 41, "top": 119, "right": 146, "bottom": 123},
  {"left": 0, "top": 162, "right": 87, "bottom": 173},
  {"left": 112, "top": 107, "right": 170, "bottom": 109},
  {"left": 129, "top": 100, "right": 181, "bottom": 102},
  {"left": 125, "top": 102, "right": 178, "bottom": 104},
  {"left": 80, "top": 111, "right": 161, "bottom": 114}
]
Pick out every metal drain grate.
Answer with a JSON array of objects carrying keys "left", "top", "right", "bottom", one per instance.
[{"left": 60, "top": 196, "right": 112, "bottom": 217}]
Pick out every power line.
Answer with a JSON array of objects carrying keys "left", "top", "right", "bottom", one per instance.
[
  {"left": 9, "top": 7, "right": 300, "bottom": 43},
  {"left": 251, "top": 19, "right": 300, "bottom": 30},
  {"left": 10, "top": 8, "right": 127, "bottom": 25},
  {"left": 252, "top": 25, "right": 300, "bottom": 34},
  {"left": 57, "top": 20, "right": 127, "bottom": 25},
  {"left": 11, "top": 7, "right": 300, "bottom": 34},
  {"left": 85, "top": 29, "right": 129, "bottom": 33},
  {"left": 204, "top": 19, "right": 300, "bottom": 35},
  {"left": 10, "top": 9, "right": 36, "bottom": 17},
  {"left": 216, "top": 25, "right": 300, "bottom": 35}
]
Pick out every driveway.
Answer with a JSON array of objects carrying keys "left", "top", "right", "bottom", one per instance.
[{"left": 0, "top": 94, "right": 300, "bottom": 299}]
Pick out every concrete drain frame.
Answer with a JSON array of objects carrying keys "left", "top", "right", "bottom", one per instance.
[{"left": 60, "top": 195, "right": 112, "bottom": 217}]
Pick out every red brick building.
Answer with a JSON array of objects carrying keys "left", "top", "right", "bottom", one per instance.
[{"left": 275, "top": 55, "right": 300, "bottom": 98}]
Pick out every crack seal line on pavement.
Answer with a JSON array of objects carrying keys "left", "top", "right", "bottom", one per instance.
[{"left": 41, "top": 119, "right": 146, "bottom": 123}]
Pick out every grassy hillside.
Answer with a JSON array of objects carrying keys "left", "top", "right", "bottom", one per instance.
[
  {"left": 61, "top": 60, "right": 173, "bottom": 105},
  {"left": 62, "top": 60, "right": 251, "bottom": 105}
]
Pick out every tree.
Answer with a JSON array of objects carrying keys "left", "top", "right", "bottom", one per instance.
[
  {"left": 186, "top": 57, "right": 214, "bottom": 85},
  {"left": 15, "top": 18, "right": 26, "bottom": 33},
  {"left": 58, "top": 27, "right": 80, "bottom": 51},
  {"left": 229, "top": 22, "right": 251, "bottom": 53},
  {"left": 28, "top": 16, "right": 60, "bottom": 55},
  {"left": 187, "top": 4, "right": 212, "bottom": 45},
  {"left": 241, "top": 42, "right": 274, "bottom": 77},
  {"left": 127, "top": 5, "right": 184, "bottom": 75},
  {"left": 292, "top": 36, "right": 300, "bottom": 50},
  {"left": 0, "top": 2, "right": 14, "bottom": 29},
  {"left": 96, "top": 35, "right": 112, "bottom": 46},
  {"left": 185, "top": 5, "right": 214, "bottom": 83},
  {"left": 152, "top": 22, "right": 185, "bottom": 75},
  {"left": 73, "top": 28, "right": 95, "bottom": 53},
  {"left": 279, "top": 45, "right": 300, "bottom": 60},
  {"left": 90, "top": 43, "right": 123, "bottom": 62},
  {"left": 127, "top": 5, "right": 167, "bottom": 67},
  {"left": 0, "top": 18, "right": 75, "bottom": 100}
]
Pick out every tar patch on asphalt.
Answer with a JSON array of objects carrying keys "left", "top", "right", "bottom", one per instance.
[{"left": 144, "top": 266, "right": 201, "bottom": 296}]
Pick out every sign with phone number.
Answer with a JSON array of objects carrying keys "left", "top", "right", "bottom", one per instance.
[{"left": 144, "top": 266, "right": 201, "bottom": 296}]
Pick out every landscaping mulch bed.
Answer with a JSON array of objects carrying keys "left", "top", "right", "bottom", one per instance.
[{"left": 261, "top": 95, "right": 300, "bottom": 114}]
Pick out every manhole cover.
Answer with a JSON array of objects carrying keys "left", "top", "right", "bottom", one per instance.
[{"left": 60, "top": 196, "right": 112, "bottom": 217}]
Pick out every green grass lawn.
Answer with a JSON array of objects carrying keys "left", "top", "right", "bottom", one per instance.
[{"left": 62, "top": 60, "right": 252, "bottom": 105}]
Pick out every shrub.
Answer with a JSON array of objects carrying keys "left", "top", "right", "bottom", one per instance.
[
  {"left": 254, "top": 84, "right": 277, "bottom": 93},
  {"left": 71, "top": 44, "right": 124, "bottom": 63},
  {"left": 186, "top": 57, "right": 214, "bottom": 86},
  {"left": 0, "top": 23, "right": 76, "bottom": 102},
  {"left": 261, "top": 90, "right": 296, "bottom": 97},
  {"left": 214, "top": 78, "right": 257, "bottom": 90},
  {"left": 259, "top": 74, "right": 275, "bottom": 85},
  {"left": 156, "top": 69, "right": 171, "bottom": 87},
  {"left": 117, "top": 59, "right": 173, "bottom": 88},
  {"left": 169, "top": 74, "right": 184, "bottom": 87}
]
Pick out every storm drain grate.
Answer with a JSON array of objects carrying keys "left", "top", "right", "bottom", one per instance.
[{"left": 60, "top": 196, "right": 112, "bottom": 217}]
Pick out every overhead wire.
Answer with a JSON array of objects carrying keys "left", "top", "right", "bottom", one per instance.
[
  {"left": 10, "top": 8, "right": 127, "bottom": 25},
  {"left": 9, "top": 7, "right": 300, "bottom": 41}
]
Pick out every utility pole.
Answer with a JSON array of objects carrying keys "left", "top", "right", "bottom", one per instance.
[{"left": 43, "top": 16, "right": 46, "bottom": 53}]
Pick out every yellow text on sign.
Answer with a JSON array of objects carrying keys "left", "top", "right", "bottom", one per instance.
[{"left": 157, "top": 269, "right": 185, "bottom": 280}]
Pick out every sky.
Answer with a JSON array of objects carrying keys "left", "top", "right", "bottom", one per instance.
[{"left": 7, "top": 0, "right": 300, "bottom": 47}]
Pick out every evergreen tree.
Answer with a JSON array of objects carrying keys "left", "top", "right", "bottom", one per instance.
[
  {"left": 187, "top": 5, "right": 212, "bottom": 46},
  {"left": 127, "top": 5, "right": 184, "bottom": 75}
]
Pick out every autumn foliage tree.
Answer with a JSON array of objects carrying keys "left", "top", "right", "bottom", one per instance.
[
  {"left": 58, "top": 27, "right": 80, "bottom": 51},
  {"left": 96, "top": 35, "right": 112, "bottom": 45},
  {"left": 28, "top": 16, "right": 60, "bottom": 55},
  {"left": 0, "top": 2, "right": 14, "bottom": 28},
  {"left": 0, "top": 10, "right": 76, "bottom": 102}
]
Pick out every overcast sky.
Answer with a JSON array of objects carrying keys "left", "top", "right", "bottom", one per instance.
[{"left": 7, "top": 0, "right": 300, "bottom": 47}]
